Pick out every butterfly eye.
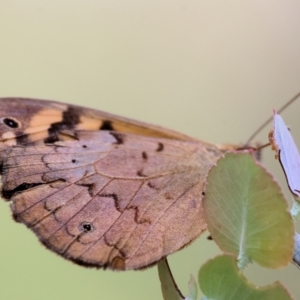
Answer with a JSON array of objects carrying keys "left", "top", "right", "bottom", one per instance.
[
  {"left": 79, "top": 222, "right": 94, "bottom": 233},
  {"left": 1, "top": 117, "right": 20, "bottom": 129}
]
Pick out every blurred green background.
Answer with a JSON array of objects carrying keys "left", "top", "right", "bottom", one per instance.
[{"left": 1, "top": 1, "right": 300, "bottom": 299}]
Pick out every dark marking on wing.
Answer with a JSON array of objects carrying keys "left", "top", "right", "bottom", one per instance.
[
  {"left": 3, "top": 118, "right": 19, "bottom": 128},
  {"left": 79, "top": 183, "right": 95, "bottom": 197},
  {"left": 110, "top": 132, "right": 124, "bottom": 145},
  {"left": 99, "top": 193, "right": 120, "bottom": 211},
  {"left": 100, "top": 120, "right": 114, "bottom": 131},
  {"left": 44, "top": 106, "right": 80, "bottom": 144},
  {"left": 79, "top": 222, "right": 94, "bottom": 233},
  {"left": 128, "top": 205, "right": 151, "bottom": 225},
  {"left": 2, "top": 182, "right": 44, "bottom": 200},
  {"left": 137, "top": 170, "right": 147, "bottom": 177},
  {"left": 147, "top": 182, "right": 156, "bottom": 189},
  {"left": 62, "top": 106, "right": 81, "bottom": 125},
  {"left": 16, "top": 133, "right": 29, "bottom": 145},
  {"left": 156, "top": 142, "right": 164, "bottom": 152},
  {"left": 142, "top": 151, "right": 148, "bottom": 160}
]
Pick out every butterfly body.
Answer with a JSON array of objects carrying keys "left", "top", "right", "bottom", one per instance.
[{"left": 0, "top": 98, "right": 230, "bottom": 270}]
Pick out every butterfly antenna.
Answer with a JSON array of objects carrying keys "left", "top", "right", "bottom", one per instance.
[{"left": 244, "top": 91, "right": 300, "bottom": 146}]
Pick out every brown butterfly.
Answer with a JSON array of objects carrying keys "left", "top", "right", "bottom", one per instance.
[{"left": 0, "top": 97, "right": 237, "bottom": 270}]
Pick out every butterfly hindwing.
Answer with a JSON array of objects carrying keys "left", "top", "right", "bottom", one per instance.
[{"left": 1, "top": 129, "right": 224, "bottom": 269}]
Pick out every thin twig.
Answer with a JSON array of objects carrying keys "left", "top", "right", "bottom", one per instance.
[{"left": 245, "top": 91, "right": 300, "bottom": 146}]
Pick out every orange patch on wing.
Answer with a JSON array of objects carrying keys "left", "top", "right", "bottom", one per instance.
[
  {"left": 28, "top": 108, "right": 64, "bottom": 127},
  {"left": 76, "top": 116, "right": 102, "bottom": 130}
]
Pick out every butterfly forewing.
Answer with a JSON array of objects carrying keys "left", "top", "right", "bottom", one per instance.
[
  {"left": 0, "top": 98, "right": 229, "bottom": 270},
  {"left": 0, "top": 98, "right": 197, "bottom": 152}
]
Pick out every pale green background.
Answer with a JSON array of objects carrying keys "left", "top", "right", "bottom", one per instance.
[{"left": 1, "top": 1, "right": 300, "bottom": 299}]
